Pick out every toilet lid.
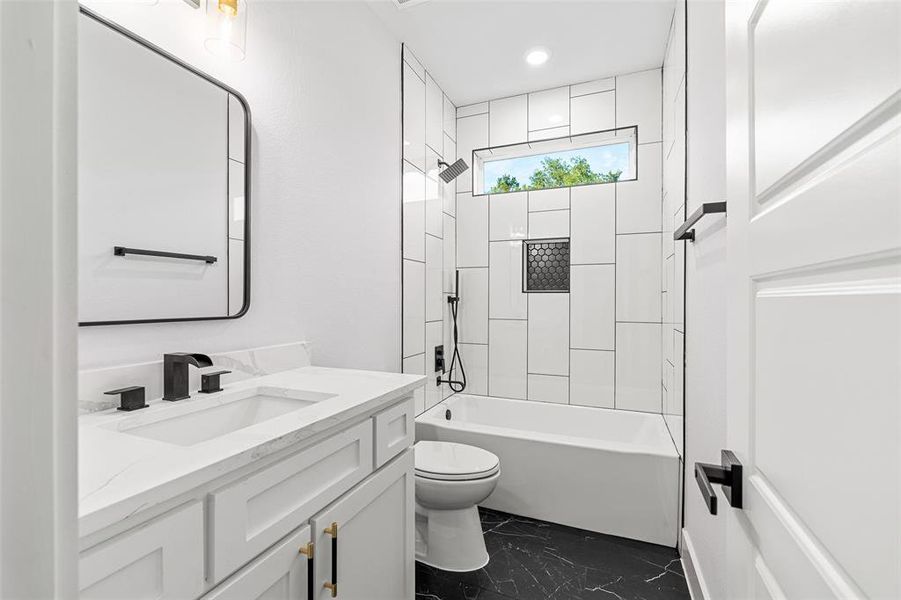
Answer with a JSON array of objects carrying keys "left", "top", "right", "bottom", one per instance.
[{"left": 415, "top": 441, "right": 500, "bottom": 481}]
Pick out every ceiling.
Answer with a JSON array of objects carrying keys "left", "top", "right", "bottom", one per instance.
[{"left": 367, "top": 0, "right": 676, "bottom": 106}]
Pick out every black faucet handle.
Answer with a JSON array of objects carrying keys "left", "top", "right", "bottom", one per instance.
[
  {"left": 105, "top": 386, "right": 147, "bottom": 412},
  {"left": 199, "top": 370, "right": 231, "bottom": 394}
]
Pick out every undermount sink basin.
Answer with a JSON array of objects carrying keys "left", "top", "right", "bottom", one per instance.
[{"left": 113, "top": 386, "right": 336, "bottom": 446}]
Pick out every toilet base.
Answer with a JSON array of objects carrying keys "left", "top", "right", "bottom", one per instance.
[{"left": 415, "top": 502, "right": 489, "bottom": 572}]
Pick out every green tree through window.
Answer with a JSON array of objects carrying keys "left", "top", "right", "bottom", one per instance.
[{"left": 489, "top": 155, "right": 622, "bottom": 193}]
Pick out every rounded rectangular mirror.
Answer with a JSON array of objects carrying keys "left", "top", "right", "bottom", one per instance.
[{"left": 77, "top": 8, "right": 250, "bottom": 326}]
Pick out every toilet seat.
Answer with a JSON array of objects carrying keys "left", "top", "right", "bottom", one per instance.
[{"left": 414, "top": 441, "right": 500, "bottom": 481}]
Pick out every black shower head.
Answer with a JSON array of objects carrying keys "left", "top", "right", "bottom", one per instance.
[{"left": 437, "top": 158, "right": 469, "bottom": 183}]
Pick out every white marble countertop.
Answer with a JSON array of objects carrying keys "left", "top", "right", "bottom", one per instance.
[{"left": 79, "top": 366, "right": 424, "bottom": 538}]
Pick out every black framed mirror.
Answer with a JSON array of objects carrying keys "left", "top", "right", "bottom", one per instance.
[{"left": 77, "top": 7, "right": 250, "bottom": 326}]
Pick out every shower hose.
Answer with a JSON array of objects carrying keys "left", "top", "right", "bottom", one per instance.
[{"left": 440, "top": 295, "right": 467, "bottom": 393}]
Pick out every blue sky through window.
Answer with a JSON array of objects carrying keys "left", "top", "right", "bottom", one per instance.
[{"left": 483, "top": 142, "right": 631, "bottom": 192}]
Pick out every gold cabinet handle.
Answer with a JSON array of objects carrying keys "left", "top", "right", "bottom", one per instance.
[
  {"left": 324, "top": 521, "right": 338, "bottom": 597},
  {"left": 299, "top": 542, "right": 314, "bottom": 600}
]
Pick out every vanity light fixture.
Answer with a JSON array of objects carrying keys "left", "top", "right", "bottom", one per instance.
[
  {"left": 525, "top": 47, "right": 550, "bottom": 67},
  {"left": 204, "top": 0, "right": 247, "bottom": 61}
]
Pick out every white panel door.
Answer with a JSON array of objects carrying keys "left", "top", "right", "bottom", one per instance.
[
  {"left": 204, "top": 525, "right": 312, "bottom": 600},
  {"left": 724, "top": 1, "right": 900, "bottom": 598},
  {"left": 311, "top": 451, "right": 414, "bottom": 600}
]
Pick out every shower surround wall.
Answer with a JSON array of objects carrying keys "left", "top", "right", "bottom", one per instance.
[
  {"left": 662, "top": 2, "right": 687, "bottom": 456},
  {"left": 401, "top": 46, "right": 458, "bottom": 415},
  {"left": 453, "top": 69, "right": 665, "bottom": 412}
]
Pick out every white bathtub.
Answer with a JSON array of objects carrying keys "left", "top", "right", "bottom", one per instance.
[{"left": 416, "top": 394, "right": 680, "bottom": 547}]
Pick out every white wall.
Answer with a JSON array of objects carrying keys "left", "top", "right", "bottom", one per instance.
[
  {"left": 78, "top": 1, "right": 402, "bottom": 373},
  {"left": 452, "top": 70, "right": 665, "bottom": 411},
  {"left": 682, "top": 1, "right": 727, "bottom": 598},
  {"left": 401, "top": 46, "right": 457, "bottom": 415}
]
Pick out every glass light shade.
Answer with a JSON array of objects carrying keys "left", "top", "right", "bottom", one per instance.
[{"left": 205, "top": 0, "right": 247, "bottom": 61}]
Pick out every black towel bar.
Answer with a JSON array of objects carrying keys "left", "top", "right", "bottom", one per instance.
[
  {"left": 674, "top": 202, "right": 727, "bottom": 242},
  {"left": 114, "top": 246, "right": 217, "bottom": 264}
]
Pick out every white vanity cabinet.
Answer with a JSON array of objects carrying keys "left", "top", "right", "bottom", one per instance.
[
  {"left": 79, "top": 501, "right": 204, "bottom": 600},
  {"left": 78, "top": 396, "right": 416, "bottom": 600},
  {"left": 311, "top": 449, "right": 415, "bottom": 600}
]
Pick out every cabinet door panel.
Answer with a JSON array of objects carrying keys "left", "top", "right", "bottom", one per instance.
[
  {"left": 312, "top": 450, "right": 414, "bottom": 600},
  {"left": 204, "top": 525, "right": 312, "bottom": 600},
  {"left": 79, "top": 501, "right": 203, "bottom": 600},
  {"left": 210, "top": 420, "right": 373, "bottom": 581}
]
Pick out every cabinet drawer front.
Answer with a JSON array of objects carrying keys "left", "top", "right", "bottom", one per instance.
[
  {"left": 373, "top": 398, "right": 414, "bottom": 468},
  {"left": 79, "top": 501, "right": 203, "bottom": 600},
  {"left": 210, "top": 420, "right": 373, "bottom": 582},
  {"left": 204, "top": 525, "right": 311, "bottom": 600}
]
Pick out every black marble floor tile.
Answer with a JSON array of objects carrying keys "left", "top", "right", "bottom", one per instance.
[{"left": 416, "top": 508, "right": 690, "bottom": 600}]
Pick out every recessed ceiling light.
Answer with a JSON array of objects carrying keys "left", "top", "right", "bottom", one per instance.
[{"left": 525, "top": 48, "right": 550, "bottom": 67}]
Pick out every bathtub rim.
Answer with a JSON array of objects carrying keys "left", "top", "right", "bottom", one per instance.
[{"left": 418, "top": 395, "right": 679, "bottom": 460}]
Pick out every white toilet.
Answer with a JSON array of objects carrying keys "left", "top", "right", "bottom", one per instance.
[{"left": 414, "top": 441, "right": 500, "bottom": 572}]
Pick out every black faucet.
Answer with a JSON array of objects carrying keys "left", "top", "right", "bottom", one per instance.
[{"left": 163, "top": 353, "right": 213, "bottom": 401}]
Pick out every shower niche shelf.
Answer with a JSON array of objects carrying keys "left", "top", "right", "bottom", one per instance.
[{"left": 522, "top": 238, "right": 570, "bottom": 293}]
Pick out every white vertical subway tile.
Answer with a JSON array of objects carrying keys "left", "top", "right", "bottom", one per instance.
[
  {"left": 425, "top": 149, "right": 443, "bottom": 237},
  {"left": 489, "top": 192, "right": 528, "bottom": 241},
  {"left": 489, "top": 320, "right": 527, "bottom": 399},
  {"left": 443, "top": 94, "right": 456, "bottom": 141},
  {"left": 528, "top": 294, "right": 569, "bottom": 375},
  {"left": 458, "top": 267, "right": 488, "bottom": 344},
  {"left": 443, "top": 214, "right": 456, "bottom": 293},
  {"left": 442, "top": 134, "right": 457, "bottom": 215},
  {"left": 570, "top": 91, "right": 615, "bottom": 135},
  {"left": 528, "top": 86, "right": 570, "bottom": 130},
  {"left": 617, "top": 142, "right": 662, "bottom": 234},
  {"left": 664, "top": 255, "right": 675, "bottom": 325},
  {"left": 673, "top": 330, "right": 684, "bottom": 415},
  {"left": 425, "top": 234, "right": 443, "bottom": 323},
  {"left": 458, "top": 343, "right": 488, "bottom": 395},
  {"left": 528, "top": 187, "right": 570, "bottom": 212},
  {"left": 403, "top": 353, "right": 426, "bottom": 415},
  {"left": 616, "top": 233, "right": 662, "bottom": 322},
  {"left": 489, "top": 95, "right": 528, "bottom": 146},
  {"left": 569, "top": 350, "right": 615, "bottom": 408},
  {"left": 489, "top": 241, "right": 526, "bottom": 319},
  {"left": 527, "top": 374, "right": 569, "bottom": 404},
  {"left": 615, "top": 323, "right": 662, "bottom": 412},
  {"left": 457, "top": 102, "right": 489, "bottom": 118},
  {"left": 528, "top": 210, "right": 570, "bottom": 238},
  {"left": 674, "top": 233, "right": 685, "bottom": 331},
  {"left": 403, "top": 259, "right": 425, "bottom": 357},
  {"left": 425, "top": 73, "right": 444, "bottom": 153},
  {"left": 570, "top": 184, "right": 615, "bottom": 264},
  {"left": 455, "top": 113, "right": 488, "bottom": 193},
  {"left": 425, "top": 321, "right": 443, "bottom": 409},
  {"left": 456, "top": 192, "right": 488, "bottom": 267},
  {"left": 402, "top": 161, "right": 425, "bottom": 262},
  {"left": 570, "top": 264, "right": 615, "bottom": 350},
  {"left": 403, "top": 62, "right": 425, "bottom": 171},
  {"left": 570, "top": 78, "right": 615, "bottom": 97},
  {"left": 528, "top": 126, "right": 570, "bottom": 142},
  {"left": 616, "top": 69, "right": 662, "bottom": 143}
]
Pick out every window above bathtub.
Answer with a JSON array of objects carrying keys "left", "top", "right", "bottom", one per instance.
[{"left": 471, "top": 126, "right": 637, "bottom": 196}]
